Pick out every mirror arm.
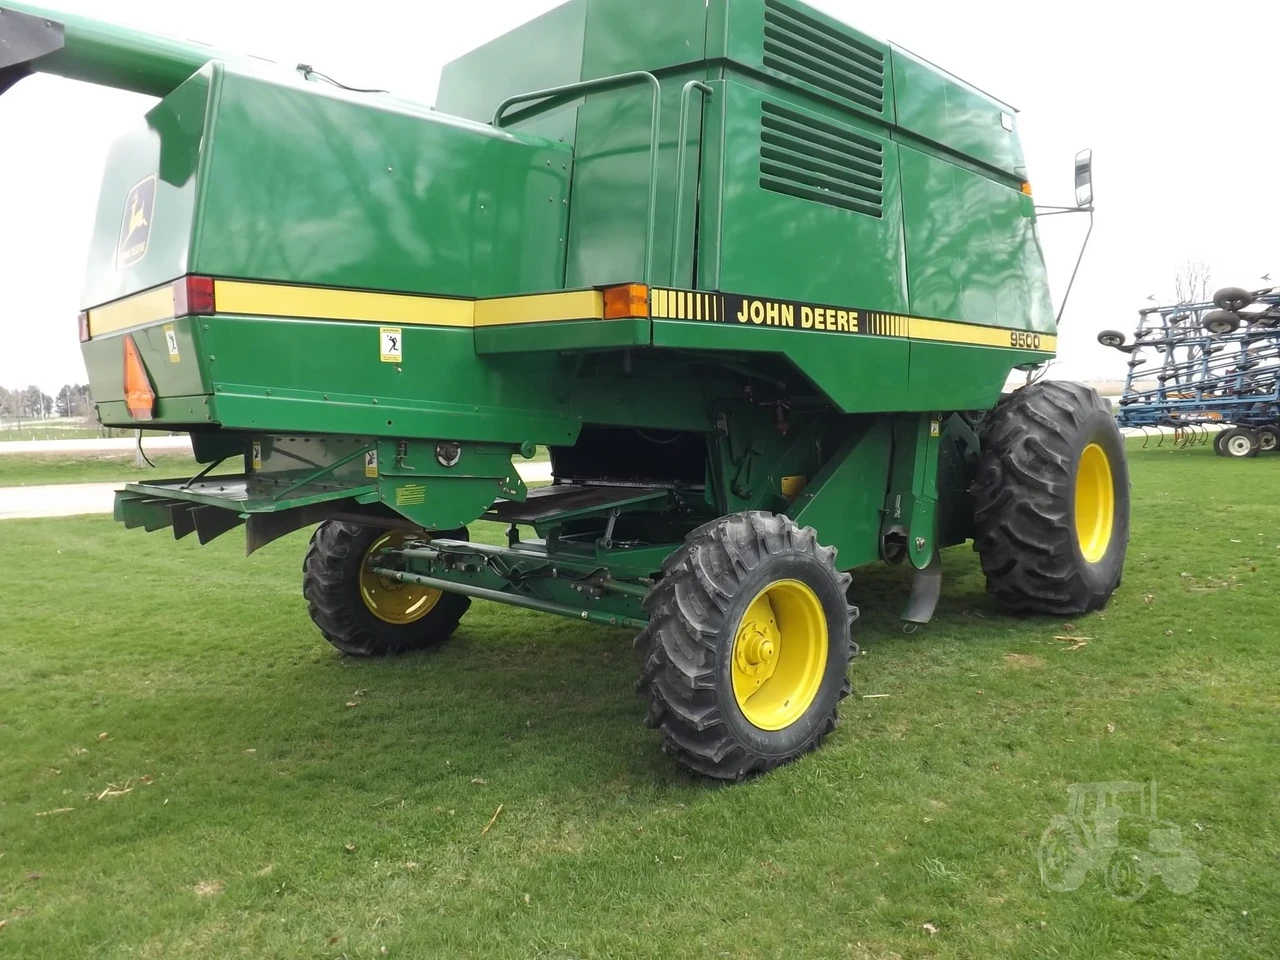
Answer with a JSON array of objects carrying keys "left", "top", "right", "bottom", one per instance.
[
  {"left": 1036, "top": 206, "right": 1095, "bottom": 216},
  {"left": 1054, "top": 206, "right": 1095, "bottom": 327}
]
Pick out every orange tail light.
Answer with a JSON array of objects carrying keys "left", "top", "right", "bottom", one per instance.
[
  {"left": 123, "top": 335, "right": 156, "bottom": 420},
  {"left": 603, "top": 282, "right": 650, "bottom": 320}
]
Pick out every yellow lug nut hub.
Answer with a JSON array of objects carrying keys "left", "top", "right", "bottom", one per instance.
[
  {"left": 1074, "top": 443, "right": 1115, "bottom": 564},
  {"left": 359, "top": 531, "right": 443, "bottom": 625},
  {"left": 731, "top": 579, "right": 828, "bottom": 731}
]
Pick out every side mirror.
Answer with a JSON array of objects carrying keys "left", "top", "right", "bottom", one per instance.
[{"left": 1074, "top": 148, "right": 1094, "bottom": 208}]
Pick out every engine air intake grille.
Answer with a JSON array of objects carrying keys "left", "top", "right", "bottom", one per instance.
[
  {"left": 759, "top": 101, "right": 884, "bottom": 218},
  {"left": 762, "top": 0, "right": 886, "bottom": 115}
]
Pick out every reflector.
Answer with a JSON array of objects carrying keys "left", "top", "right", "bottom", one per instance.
[
  {"left": 123, "top": 335, "right": 155, "bottom": 420},
  {"left": 602, "top": 283, "right": 649, "bottom": 320},
  {"left": 173, "top": 275, "right": 216, "bottom": 317}
]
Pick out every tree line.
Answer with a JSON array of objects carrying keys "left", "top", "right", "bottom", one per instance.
[{"left": 0, "top": 384, "right": 95, "bottom": 424}]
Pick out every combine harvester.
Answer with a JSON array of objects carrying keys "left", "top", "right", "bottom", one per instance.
[
  {"left": 1100, "top": 287, "right": 1280, "bottom": 458},
  {"left": 0, "top": 0, "right": 1127, "bottom": 777}
]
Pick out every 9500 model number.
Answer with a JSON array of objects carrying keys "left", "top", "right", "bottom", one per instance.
[{"left": 1010, "top": 331, "right": 1045, "bottom": 349}]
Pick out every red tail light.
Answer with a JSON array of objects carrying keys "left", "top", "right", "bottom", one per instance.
[
  {"left": 78, "top": 311, "right": 90, "bottom": 342},
  {"left": 172, "top": 275, "right": 216, "bottom": 317},
  {"left": 123, "top": 335, "right": 156, "bottom": 420}
]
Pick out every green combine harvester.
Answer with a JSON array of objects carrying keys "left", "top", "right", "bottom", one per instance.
[{"left": 0, "top": 0, "right": 1128, "bottom": 778}]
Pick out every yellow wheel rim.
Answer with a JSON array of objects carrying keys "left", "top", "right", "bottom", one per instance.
[
  {"left": 1074, "top": 443, "right": 1115, "bottom": 563},
  {"left": 731, "top": 579, "right": 828, "bottom": 731},
  {"left": 359, "top": 532, "right": 442, "bottom": 625}
]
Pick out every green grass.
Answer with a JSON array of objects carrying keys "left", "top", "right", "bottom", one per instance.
[
  {"left": 0, "top": 424, "right": 134, "bottom": 442},
  {"left": 1, "top": 443, "right": 1278, "bottom": 958},
  {"left": 0, "top": 448, "right": 549, "bottom": 488},
  {"left": 0, "top": 453, "right": 238, "bottom": 488}
]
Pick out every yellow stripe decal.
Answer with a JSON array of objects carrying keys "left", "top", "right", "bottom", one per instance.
[
  {"left": 215, "top": 280, "right": 474, "bottom": 327},
  {"left": 909, "top": 317, "right": 1057, "bottom": 351},
  {"left": 646, "top": 288, "right": 1055, "bottom": 353},
  {"left": 474, "top": 290, "right": 602, "bottom": 327},
  {"left": 87, "top": 285, "right": 175, "bottom": 336},
  {"left": 87, "top": 282, "right": 613, "bottom": 338},
  {"left": 87, "top": 280, "right": 1056, "bottom": 354}
]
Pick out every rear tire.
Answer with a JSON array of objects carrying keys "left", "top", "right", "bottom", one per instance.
[
  {"left": 1257, "top": 425, "right": 1279, "bottom": 452},
  {"left": 1219, "top": 428, "right": 1260, "bottom": 459},
  {"left": 972, "top": 381, "right": 1129, "bottom": 615},
  {"left": 637, "top": 512, "right": 856, "bottom": 780},
  {"left": 303, "top": 521, "right": 471, "bottom": 656}
]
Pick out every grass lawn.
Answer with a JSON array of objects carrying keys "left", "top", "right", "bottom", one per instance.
[
  {"left": 0, "top": 453, "right": 239, "bottom": 488},
  {"left": 1, "top": 442, "right": 1277, "bottom": 958},
  {"left": 0, "top": 448, "right": 550, "bottom": 488},
  {"left": 0, "top": 423, "right": 138, "bottom": 443}
]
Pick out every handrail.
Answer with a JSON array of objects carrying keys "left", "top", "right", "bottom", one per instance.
[
  {"left": 492, "top": 71, "right": 662, "bottom": 284},
  {"left": 670, "top": 80, "right": 713, "bottom": 289}
]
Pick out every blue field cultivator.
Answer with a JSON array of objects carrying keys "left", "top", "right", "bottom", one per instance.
[{"left": 1099, "top": 286, "right": 1280, "bottom": 457}]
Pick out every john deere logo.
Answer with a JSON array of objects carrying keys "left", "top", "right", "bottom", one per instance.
[{"left": 116, "top": 175, "right": 156, "bottom": 269}]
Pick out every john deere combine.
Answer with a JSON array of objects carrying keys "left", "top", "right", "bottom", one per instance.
[{"left": 1, "top": 0, "right": 1129, "bottom": 778}]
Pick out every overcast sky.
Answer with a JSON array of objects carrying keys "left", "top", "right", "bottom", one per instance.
[{"left": 0, "top": 0, "right": 1275, "bottom": 393}]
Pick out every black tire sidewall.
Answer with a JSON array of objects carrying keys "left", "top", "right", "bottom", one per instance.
[
  {"left": 337, "top": 526, "right": 416, "bottom": 650},
  {"left": 713, "top": 554, "right": 850, "bottom": 759},
  {"left": 1221, "top": 429, "right": 1259, "bottom": 458},
  {"left": 1071, "top": 409, "right": 1129, "bottom": 596},
  {"left": 308, "top": 522, "right": 469, "bottom": 655}
]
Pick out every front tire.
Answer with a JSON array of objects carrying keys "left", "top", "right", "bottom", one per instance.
[
  {"left": 637, "top": 512, "right": 856, "bottom": 780},
  {"left": 303, "top": 521, "right": 471, "bottom": 657},
  {"left": 972, "top": 381, "right": 1129, "bottom": 615}
]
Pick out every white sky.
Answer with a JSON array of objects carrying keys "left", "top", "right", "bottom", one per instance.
[{"left": 0, "top": 0, "right": 1275, "bottom": 393}]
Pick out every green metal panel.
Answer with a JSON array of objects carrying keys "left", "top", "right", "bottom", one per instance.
[
  {"left": 787, "top": 419, "right": 892, "bottom": 570},
  {"left": 653, "top": 318, "right": 909, "bottom": 413},
  {"left": 880, "top": 413, "right": 941, "bottom": 569},
  {"left": 581, "top": 0, "right": 709, "bottom": 80},
  {"left": 191, "top": 65, "right": 573, "bottom": 299},
  {"left": 899, "top": 145, "right": 1054, "bottom": 333},
  {"left": 475, "top": 318, "right": 651, "bottom": 355},
  {"left": 375, "top": 439, "right": 525, "bottom": 531},
  {"left": 718, "top": 0, "right": 895, "bottom": 127},
  {"left": 709, "top": 80, "right": 908, "bottom": 313},
  {"left": 81, "top": 314, "right": 210, "bottom": 404},
  {"left": 906, "top": 341, "right": 1047, "bottom": 410},
  {"left": 96, "top": 394, "right": 213, "bottom": 426},
  {"left": 564, "top": 66, "right": 707, "bottom": 288},
  {"left": 890, "top": 47, "right": 1024, "bottom": 178},
  {"left": 436, "top": 0, "right": 710, "bottom": 289},
  {"left": 569, "top": 0, "right": 710, "bottom": 288},
  {"left": 200, "top": 317, "right": 578, "bottom": 444},
  {"left": 435, "top": 0, "right": 588, "bottom": 143},
  {"left": 80, "top": 68, "right": 211, "bottom": 309}
]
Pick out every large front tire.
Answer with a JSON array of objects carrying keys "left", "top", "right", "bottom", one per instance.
[
  {"left": 303, "top": 522, "right": 471, "bottom": 657},
  {"left": 972, "top": 381, "right": 1129, "bottom": 615},
  {"left": 637, "top": 512, "right": 856, "bottom": 780}
]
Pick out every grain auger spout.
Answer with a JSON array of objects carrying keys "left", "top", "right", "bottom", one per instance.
[{"left": 0, "top": 2, "right": 262, "bottom": 97}]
